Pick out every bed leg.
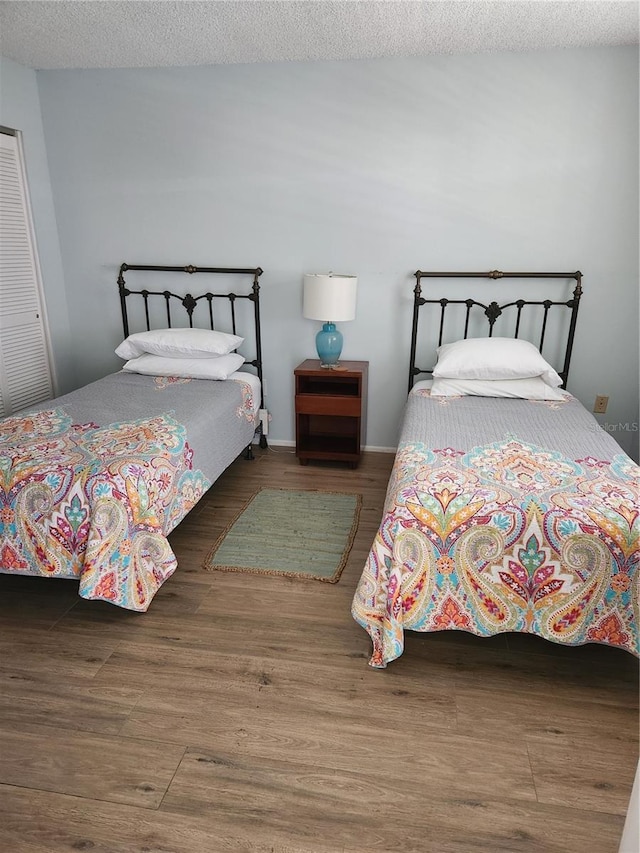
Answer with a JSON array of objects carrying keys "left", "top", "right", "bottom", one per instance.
[
  {"left": 245, "top": 443, "right": 255, "bottom": 461},
  {"left": 257, "top": 422, "right": 268, "bottom": 449}
]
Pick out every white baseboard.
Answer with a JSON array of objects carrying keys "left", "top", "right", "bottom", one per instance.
[{"left": 256, "top": 437, "right": 397, "bottom": 454}]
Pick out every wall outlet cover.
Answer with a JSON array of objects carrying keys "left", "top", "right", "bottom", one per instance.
[{"left": 593, "top": 395, "right": 609, "bottom": 414}]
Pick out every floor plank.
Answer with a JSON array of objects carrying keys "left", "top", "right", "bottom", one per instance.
[
  {"left": 0, "top": 670, "right": 142, "bottom": 735},
  {"left": 161, "top": 748, "right": 622, "bottom": 853},
  {"left": 527, "top": 738, "right": 638, "bottom": 816},
  {"left": 0, "top": 727, "right": 185, "bottom": 808}
]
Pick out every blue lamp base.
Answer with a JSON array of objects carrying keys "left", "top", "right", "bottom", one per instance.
[{"left": 315, "top": 323, "right": 343, "bottom": 367}]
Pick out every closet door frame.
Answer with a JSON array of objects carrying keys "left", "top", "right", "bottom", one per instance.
[{"left": 0, "top": 125, "right": 58, "bottom": 417}]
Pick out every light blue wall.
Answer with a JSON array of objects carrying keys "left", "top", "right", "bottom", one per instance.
[
  {"left": 0, "top": 56, "right": 75, "bottom": 393},
  {"left": 36, "top": 47, "right": 639, "bottom": 458}
]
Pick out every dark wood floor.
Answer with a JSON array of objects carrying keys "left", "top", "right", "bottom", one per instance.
[{"left": 0, "top": 447, "right": 637, "bottom": 853}]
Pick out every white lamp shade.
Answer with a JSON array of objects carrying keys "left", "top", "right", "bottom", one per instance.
[{"left": 302, "top": 274, "right": 357, "bottom": 322}]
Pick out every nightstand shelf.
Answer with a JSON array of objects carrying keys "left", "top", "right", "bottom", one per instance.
[{"left": 294, "top": 359, "right": 368, "bottom": 467}]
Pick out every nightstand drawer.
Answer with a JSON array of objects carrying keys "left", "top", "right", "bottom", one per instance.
[{"left": 295, "top": 394, "right": 361, "bottom": 417}]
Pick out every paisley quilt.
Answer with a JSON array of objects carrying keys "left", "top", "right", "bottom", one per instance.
[
  {"left": 352, "top": 387, "right": 639, "bottom": 667},
  {"left": 0, "top": 371, "right": 257, "bottom": 610}
]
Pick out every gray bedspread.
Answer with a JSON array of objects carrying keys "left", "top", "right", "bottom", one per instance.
[
  {"left": 352, "top": 387, "right": 639, "bottom": 667},
  {"left": 401, "top": 388, "right": 628, "bottom": 462},
  {"left": 0, "top": 371, "right": 257, "bottom": 609}
]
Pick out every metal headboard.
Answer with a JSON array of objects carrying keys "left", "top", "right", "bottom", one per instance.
[
  {"left": 408, "top": 269, "right": 583, "bottom": 394},
  {"left": 117, "top": 262, "right": 264, "bottom": 399}
]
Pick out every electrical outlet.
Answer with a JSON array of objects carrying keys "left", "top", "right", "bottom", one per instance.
[
  {"left": 259, "top": 408, "right": 269, "bottom": 435},
  {"left": 593, "top": 395, "right": 609, "bottom": 414}
]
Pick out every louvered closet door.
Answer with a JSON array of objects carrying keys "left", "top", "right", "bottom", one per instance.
[{"left": 0, "top": 131, "right": 54, "bottom": 417}]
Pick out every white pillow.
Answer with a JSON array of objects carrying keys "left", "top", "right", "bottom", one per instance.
[
  {"left": 430, "top": 376, "right": 567, "bottom": 401},
  {"left": 116, "top": 328, "right": 244, "bottom": 360},
  {"left": 122, "top": 352, "right": 245, "bottom": 380},
  {"left": 433, "top": 337, "right": 562, "bottom": 387}
]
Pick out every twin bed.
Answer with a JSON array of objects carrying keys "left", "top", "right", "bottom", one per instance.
[
  {"left": 352, "top": 270, "right": 639, "bottom": 667},
  {"left": 0, "top": 263, "right": 266, "bottom": 610}
]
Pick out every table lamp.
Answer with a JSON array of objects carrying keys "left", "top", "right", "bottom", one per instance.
[{"left": 302, "top": 273, "right": 357, "bottom": 367}]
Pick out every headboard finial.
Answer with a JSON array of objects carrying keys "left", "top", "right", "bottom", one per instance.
[{"left": 484, "top": 301, "right": 502, "bottom": 325}]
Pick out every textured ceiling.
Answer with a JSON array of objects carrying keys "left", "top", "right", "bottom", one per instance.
[{"left": 0, "top": 1, "right": 638, "bottom": 70}]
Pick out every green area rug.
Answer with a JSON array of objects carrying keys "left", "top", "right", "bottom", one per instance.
[{"left": 203, "top": 487, "right": 362, "bottom": 583}]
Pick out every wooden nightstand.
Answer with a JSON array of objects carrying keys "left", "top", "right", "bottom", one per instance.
[{"left": 294, "top": 359, "right": 368, "bottom": 468}]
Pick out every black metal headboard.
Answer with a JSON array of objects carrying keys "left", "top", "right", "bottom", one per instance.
[
  {"left": 117, "top": 263, "right": 264, "bottom": 405},
  {"left": 408, "top": 269, "right": 583, "bottom": 394}
]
